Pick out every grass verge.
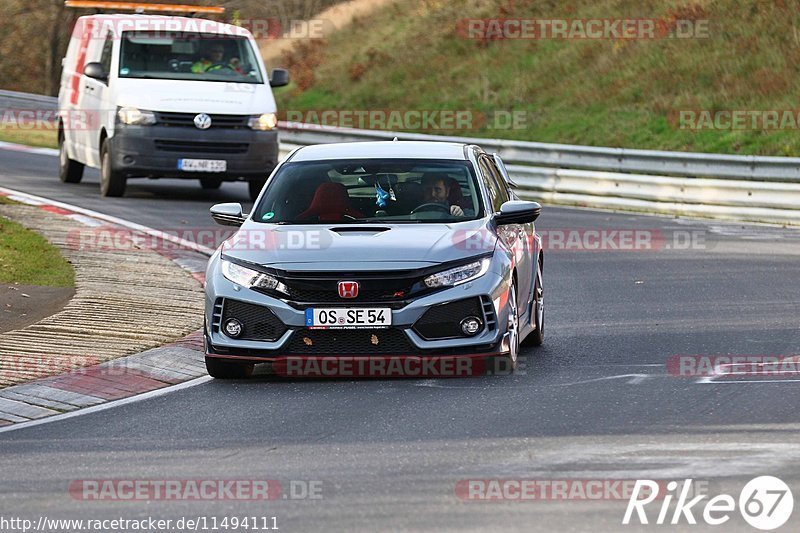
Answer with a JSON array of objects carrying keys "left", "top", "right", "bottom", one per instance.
[
  {"left": 0, "top": 128, "right": 57, "bottom": 149},
  {"left": 274, "top": 0, "right": 800, "bottom": 156},
  {"left": 0, "top": 211, "right": 75, "bottom": 287}
]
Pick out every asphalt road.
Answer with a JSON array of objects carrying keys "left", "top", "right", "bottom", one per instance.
[{"left": 2, "top": 147, "right": 800, "bottom": 532}]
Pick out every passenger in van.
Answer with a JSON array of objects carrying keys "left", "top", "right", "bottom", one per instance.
[{"left": 192, "top": 44, "right": 243, "bottom": 74}]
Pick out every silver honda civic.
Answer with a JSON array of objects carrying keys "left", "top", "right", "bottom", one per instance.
[{"left": 204, "top": 141, "right": 544, "bottom": 379}]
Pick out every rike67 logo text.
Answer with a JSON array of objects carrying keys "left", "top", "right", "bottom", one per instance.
[{"left": 623, "top": 477, "right": 793, "bottom": 530}]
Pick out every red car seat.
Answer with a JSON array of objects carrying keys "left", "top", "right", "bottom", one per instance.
[{"left": 297, "top": 182, "right": 364, "bottom": 222}]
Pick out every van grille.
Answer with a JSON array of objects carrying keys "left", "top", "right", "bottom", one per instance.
[{"left": 155, "top": 112, "right": 249, "bottom": 129}]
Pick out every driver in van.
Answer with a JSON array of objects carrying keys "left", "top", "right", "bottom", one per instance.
[
  {"left": 421, "top": 173, "right": 465, "bottom": 216},
  {"left": 192, "top": 44, "right": 242, "bottom": 74}
]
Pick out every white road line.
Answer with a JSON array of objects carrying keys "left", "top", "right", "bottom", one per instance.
[
  {"left": 0, "top": 186, "right": 215, "bottom": 256},
  {"left": 697, "top": 379, "right": 800, "bottom": 384},
  {"left": 0, "top": 376, "right": 213, "bottom": 435},
  {"left": 553, "top": 373, "right": 654, "bottom": 386},
  {"left": 0, "top": 141, "right": 59, "bottom": 157}
]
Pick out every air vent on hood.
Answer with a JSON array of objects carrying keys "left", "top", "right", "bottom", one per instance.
[{"left": 329, "top": 227, "right": 391, "bottom": 235}]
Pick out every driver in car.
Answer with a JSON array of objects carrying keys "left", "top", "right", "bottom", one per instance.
[
  {"left": 421, "top": 174, "right": 465, "bottom": 216},
  {"left": 192, "top": 45, "right": 242, "bottom": 74}
]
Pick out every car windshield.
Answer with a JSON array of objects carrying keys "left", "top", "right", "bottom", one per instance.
[
  {"left": 253, "top": 159, "right": 484, "bottom": 224},
  {"left": 119, "top": 32, "right": 264, "bottom": 84}
]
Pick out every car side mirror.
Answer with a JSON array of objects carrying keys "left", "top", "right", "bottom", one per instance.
[
  {"left": 269, "top": 68, "right": 290, "bottom": 88},
  {"left": 493, "top": 200, "right": 541, "bottom": 225},
  {"left": 84, "top": 62, "right": 108, "bottom": 82},
  {"left": 210, "top": 203, "right": 247, "bottom": 227}
]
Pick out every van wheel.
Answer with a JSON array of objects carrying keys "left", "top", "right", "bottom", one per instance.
[
  {"left": 205, "top": 356, "right": 254, "bottom": 379},
  {"left": 100, "top": 140, "right": 126, "bottom": 197},
  {"left": 58, "top": 130, "right": 84, "bottom": 183},
  {"left": 200, "top": 177, "right": 223, "bottom": 189},
  {"left": 248, "top": 179, "right": 266, "bottom": 201}
]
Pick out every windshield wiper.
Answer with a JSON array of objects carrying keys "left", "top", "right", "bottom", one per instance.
[{"left": 366, "top": 219, "right": 423, "bottom": 224}]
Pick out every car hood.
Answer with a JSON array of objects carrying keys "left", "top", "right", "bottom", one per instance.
[
  {"left": 115, "top": 78, "right": 276, "bottom": 114},
  {"left": 220, "top": 219, "right": 497, "bottom": 270}
]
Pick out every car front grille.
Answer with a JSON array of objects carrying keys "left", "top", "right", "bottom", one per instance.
[
  {"left": 413, "top": 297, "right": 486, "bottom": 340},
  {"left": 221, "top": 299, "right": 287, "bottom": 342},
  {"left": 285, "top": 328, "right": 418, "bottom": 355},
  {"left": 155, "top": 140, "right": 249, "bottom": 154},
  {"left": 273, "top": 270, "right": 425, "bottom": 305},
  {"left": 156, "top": 112, "right": 250, "bottom": 129}
]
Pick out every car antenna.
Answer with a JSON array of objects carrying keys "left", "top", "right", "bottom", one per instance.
[{"left": 393, "top": 137, "right": 399, "bottom": 141}]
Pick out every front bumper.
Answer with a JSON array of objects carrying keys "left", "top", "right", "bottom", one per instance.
[
  {"left": 110, "top": 123, "right": 279, "bottom": 180},
  {"left": 204, "top": 260, "right": 513, "bottom": 365}
]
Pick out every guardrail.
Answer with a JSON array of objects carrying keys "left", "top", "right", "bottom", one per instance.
[
  {"left": 278, "top": 122, "right": 800, "bottom": 183},
  {"left": 279, "top": 122, "right": 800, "bottom": 225},
  {"left": 2, "top": 90, "right": 799, "bottom": 225}
]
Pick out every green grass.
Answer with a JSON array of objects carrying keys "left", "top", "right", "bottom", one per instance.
[
  {"left": 275, "top": 0, "right": 800, "bottom": 156},
  {"left": 0, "top": 128, "right": 57, "bottom": 149},
  {"left": 0, "top": 215, "right": 75, "bottom": 287}
]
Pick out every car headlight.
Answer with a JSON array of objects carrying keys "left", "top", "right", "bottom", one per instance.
[
  {"left": 117, "top": 107, "right": 157, "bottom": 125},
  {"left": 423, "top": 258, "right": 491, "bottom": 288},
  {"left": 248, "top": 113, "right": 278, "bottom": 131},
  {"left": 221, "top": 259, "right": 287, "bottom": 293}
]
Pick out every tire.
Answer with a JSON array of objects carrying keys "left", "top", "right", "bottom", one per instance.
[
  {"left": 248, "top": 179, "right": 266, "bottom": 201},
  {"left": 58, "top": 129, "right": 84, "bottom": 183},
  {"left": 486, "top": 283, "right": 519, "bottom": 375},
  {"left": 100, "top": 140, "right": 126, "bottom": 197},
  {"left": 200, "top": 176, "right": 223, "bottom": 189},
  {"left": 522, "top": 259, "right": 544, "bottom": 347},
  {"left": 205, "top": 356, "right": 254, "bottom": 379}
]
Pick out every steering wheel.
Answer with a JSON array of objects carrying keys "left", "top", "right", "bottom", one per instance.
[{"left": 411, "top": 203, "right": 451, "bottom": 215}]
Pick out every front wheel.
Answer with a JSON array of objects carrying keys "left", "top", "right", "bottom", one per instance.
[
  {"left": 523, "top": 261, "right": 544, "bottom": 347},
  {"left": 486, "top": 283, "right": 519, "bottom": 375},
  {"left": 248, "top": 179, "right": 266, "bottom": 201},
  {"left": 58, "top": 130, "right": 84, "bottom": 183},
  {"left": 100, "top": 140, "right": 126, "bottom": 197},
  {"left": 205, "top": 356, "right": 254, "bottom": 379}
]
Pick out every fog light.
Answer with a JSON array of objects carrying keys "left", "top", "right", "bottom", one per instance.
[
  {"left": 460, "top": 316, "right": 483, "bottom": 336},
  {"left": 224, "top": 319, "right": 243, "bottom": 338}
]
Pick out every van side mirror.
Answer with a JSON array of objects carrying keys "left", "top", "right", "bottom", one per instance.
[
  {"left": 210, "top": 203, "right": 247, "bottom": 227},
  {"left": 493, "top": 201, "right": 541, "bottom": 225},
  {"left": 84, "top": 62, "right": 108, "bottom": 82},
  {"left": 269, "top": 68, "right": 289, "bottom": 88}
]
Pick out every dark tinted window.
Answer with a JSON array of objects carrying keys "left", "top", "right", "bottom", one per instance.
[
  {"left": 100, "top": 32, "right": 114, "bottom": 76},
  {"left": 478, "top": 156, "right": 506, "bottom": 212}
]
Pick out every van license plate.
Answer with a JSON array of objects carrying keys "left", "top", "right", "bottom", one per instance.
[{"left": 178, "top": 159, "right": 227, "bottom": 173}]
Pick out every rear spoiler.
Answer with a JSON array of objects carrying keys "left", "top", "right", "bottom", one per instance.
[{"left": 64, "top": 1, "right": 225, "bottom": 15}]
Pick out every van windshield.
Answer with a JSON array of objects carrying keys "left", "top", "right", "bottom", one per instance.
[{"left": 119, "top": 32, "right": 264, "bottom": 84}]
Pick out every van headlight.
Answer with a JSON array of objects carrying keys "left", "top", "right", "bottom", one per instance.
[
  {"left": 423, "top": 258, "right": 491, "bottom": 288},
  {"left": 117, "top": 107, "right": 157, "bottom": 125},
  {"left": 221, "top": 259, "right": 287, "bottom": 293},
  {"left": 248, "top": 113, "right": 278, "bottom": 131}
]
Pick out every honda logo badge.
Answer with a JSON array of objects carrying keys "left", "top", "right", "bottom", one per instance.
[
  {"left": 194, "top": 113, "right": 212, "bottom": 130},
  {"left": 338, "top": 281, "right": 359, "bottom": 299}
]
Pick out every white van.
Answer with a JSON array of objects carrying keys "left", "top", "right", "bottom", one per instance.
[{"left": 57, "top": 13, "right": 289, "bottom": 200}]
